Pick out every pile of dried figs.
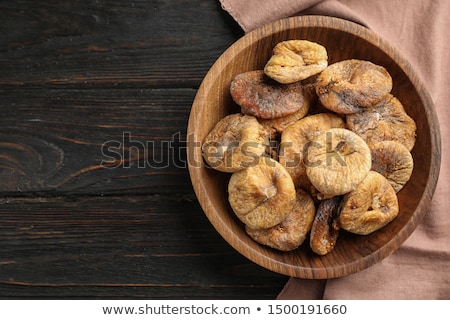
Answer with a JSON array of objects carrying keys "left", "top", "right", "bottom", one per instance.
[{"left": 201, "top": 40, "right": 416, "bottom": 255}]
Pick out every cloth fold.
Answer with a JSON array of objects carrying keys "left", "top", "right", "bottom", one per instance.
[
  {"left": 220, "top": 0, "right": 367, "bottom": 31},
  {"left": 219, "top": 0, "right": 450, "bottom": 299}
]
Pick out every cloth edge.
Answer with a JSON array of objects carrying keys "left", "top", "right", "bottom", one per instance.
[
  {"left": 277, "top": 278, "right": 327, "bottom": 300},
  {"left": 219, "top": 0, "right": 251, "bottom": 32}
]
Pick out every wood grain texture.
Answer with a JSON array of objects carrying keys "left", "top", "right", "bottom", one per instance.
[
  {"left": 0, "top": 88, "right": 195, "bottom": 194},
  {"left": 0, "top": 195, "right": 285, "bottom": 298},
  {"left": 0, "top": 0, "right": 290, "bottom": 299},
  {"left": 0, "top": 0, "right": 241, "bottom": 88},
  {"left": 188, "top": 16, "right": 441, "bottom": 279}
]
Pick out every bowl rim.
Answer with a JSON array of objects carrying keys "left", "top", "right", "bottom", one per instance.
[{"left": 187, "top": 15, "right": 441, "bottom": 278}]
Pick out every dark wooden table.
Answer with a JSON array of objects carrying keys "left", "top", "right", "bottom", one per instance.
[{"left": 0, "top": 0, "right": 289, "bottom": 299}]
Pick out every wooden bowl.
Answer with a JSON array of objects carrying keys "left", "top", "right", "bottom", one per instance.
[{"left": 187, "top": 16, "right": 441, "bottom": 278}]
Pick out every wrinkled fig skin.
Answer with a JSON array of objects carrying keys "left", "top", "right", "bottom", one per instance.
[
  {"left": 264, "top": 40, "right": 328, "bottom": 84},
  {"left": 305, "top": 128, "right": 372, "bottom": 197},
  {"left": 258, "top": 98, "right": 311, "bottom": 138},
  {"left": 230, "top": 70, "right": 308, "bottom": 119},
  {"left": 346, "top": 94, "right": 417, "bottom": 151},
  {"left": 228, "top": 157, "right": 297, "bottom": 230},
  {"left": 310, "top": 196, "right": 341, "bottom": 255},
  {"left": 201, "top": 113, "right": 269, "bottom": 172},
  {"left": 316, "top": 59, "right": 393, "bottom": 114},
  {"left": 245, "top": 189, "right": 316, "bottom": 251},
  {"left": 370, "top": 141, "right": 414, "bottom": 193},
  {"left": 338, "top": 171, "right": 399, "bottom": 235},
  {"left": 279, "top": 113, "right": 345, "bottom": 187}
]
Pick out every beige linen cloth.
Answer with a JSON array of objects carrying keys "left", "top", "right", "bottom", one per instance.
[{"left": 219, "top": 0, "right": 450, "bottom": 299}]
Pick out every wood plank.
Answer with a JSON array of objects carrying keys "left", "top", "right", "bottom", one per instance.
[
  {"left": 0, "top": 88, "right": 197, "bottom": 195},
  {"left": 0, "top": 0, "right": 243, "bottom": 88},
  {"left": 0, "top": 195, "right": 288, "bottom": 298}
]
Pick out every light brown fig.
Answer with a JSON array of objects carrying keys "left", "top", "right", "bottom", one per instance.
[
  {"left": 370, "top": 140, "right": 414, "bottom": 193},
  {"left": 278, "top": 113, "right": 345, "bottom": 187},
  {"left": 245, "top": 188, "right": 316, "bottom": 251},
  {"left": 309, "top": 196, "right": 341, "bottom": 255},
  {"left": 305, "top": 128, "right": 372, "bottom": 197},
  {"left": 346, "top": 94, "right": 417, "bottom": 151},
  {"left": 338, "top": 171, "right": 399, "bottom": 235},
  {"left": 315, "top": 59, "right": 393, "bottom": 114},
  {"left": 202, "top": 113, "right": 269, "bottom": 173},
  {"left": 230, "top": 70, "right": 308, "bottom": 119},
  {"left": 228, "top": 157, "right": 297, "bottom": 229},
  {"left": 264, "top": 40, "right": 328, "bottom": 84}
]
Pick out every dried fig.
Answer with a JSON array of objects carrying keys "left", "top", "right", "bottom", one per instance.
[
  {"left": 258, "top": 99, "right": 311, "bottom": 138},
  {"left": 370, "top": 140, "right": 414, "bottom": 193},
  {"left": 279, "top": 113, "right": 345, "bottom": 187},
  {"left": 316, "top": 59, "right": 393, "bottom": 114},
  {"left": 245, "top": 188, "right": 315, "bottom": 251},
  {"left": 228, "top": 157, "right": 296, "bottom": 230},
  {"left": 346, "top": 94, "right": 417, "bottom": 151},
  {"left": 305, "top": 128, "right": 372, "bottom": 197},
  {"left": 338, "top": 171, "right": 399, "bottom": 235},
  {"left": 309, "top": 196, "right": 341, "bottom": 255},
  {"left": 202, "top": 113, "right": 269, "bottom": 172},
  {"left": 230, "top": 70, "right": 308, "bottom": 119},
  {"left": 264, "top": 40, "right": 328, "bottom": 84}
]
